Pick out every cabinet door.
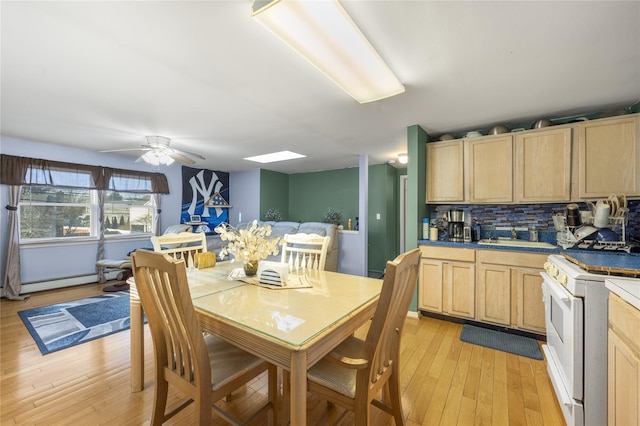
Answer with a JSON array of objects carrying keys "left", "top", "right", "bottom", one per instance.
[
  {"left": 515, "top": 128, "right": 572, "bottom": 202},
  {"left": 444, "top": 261, "right": 475, "bottom": 319},
  {"left": 476, "top": 263, "right": 511, "bottom": 326},
  {"left": 577, "top": 115, "right": 640, "bottom": 198},
  {"left": 608, "top": 332, "right": 640, "bottom": 426},
  {"left": 426, "top": 140, "right": 464, "bottom": 202},
  {"left": 419, "top": 258, "right": 443, "bottom": 313},
  {"left": 466, "top": 135, "right": 513, "bottom": 203},
  {"left": 514, "top": 267, "right": 545, "bottom": 333}
]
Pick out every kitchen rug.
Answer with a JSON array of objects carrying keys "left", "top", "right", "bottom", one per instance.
[
  {"left": 18, "top": 291, "right": 141, "bottom": 355},
  {"left": 460, "top": 324, "right": 544, "bottom": 360}
]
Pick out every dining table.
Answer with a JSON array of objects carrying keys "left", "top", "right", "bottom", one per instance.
[{"left": 128, "top": 260, "right": 383, "bottom": 425}]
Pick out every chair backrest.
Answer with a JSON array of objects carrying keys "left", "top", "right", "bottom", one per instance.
[
  {"left": 131, "top": 250, "right": 211, "bottom": 390},
  {"left": 359, "top": 248, "right": 421, "bottom": 395},
  {"left": 280, "top": 233, "right": 330, "bottom": 271},
  {"left": 150, "top": 231, "right": 207, "bottom": 268}
]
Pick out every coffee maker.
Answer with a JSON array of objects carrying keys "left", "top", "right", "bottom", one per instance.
[{"left": 447, "top": 209, "right": 465, "bottom": 242}]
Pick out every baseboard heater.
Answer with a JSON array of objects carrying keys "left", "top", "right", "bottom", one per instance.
[{"left": 15, "top": 270, "right": 122, "bottom": 295}]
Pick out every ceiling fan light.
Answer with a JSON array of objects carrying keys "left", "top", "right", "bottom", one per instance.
[
  {"left": 251, "top": 0, "right": 404, "bottom": 104},
  {"left": 141, "top": 151, "right": 160, "bottom": 166}
]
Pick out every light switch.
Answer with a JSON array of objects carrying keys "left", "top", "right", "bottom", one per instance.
[{"left": 376, "top": 213, "right": 381, "bottom": 220}]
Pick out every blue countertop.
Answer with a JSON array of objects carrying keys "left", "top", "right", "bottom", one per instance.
[{"left": 418, "top": 239, "right": 640, "bottom": 275}]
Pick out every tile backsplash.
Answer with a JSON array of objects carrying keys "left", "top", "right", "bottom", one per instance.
[{"left": 433, "top": 200, "right": 639, "bottom": 242}]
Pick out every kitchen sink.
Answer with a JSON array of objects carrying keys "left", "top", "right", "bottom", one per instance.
[{"left": 477, "top": 238, "right": 556, "bottom": 249}]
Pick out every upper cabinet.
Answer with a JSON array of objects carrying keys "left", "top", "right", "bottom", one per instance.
[
  {"left": 515, "top": 127, "right": 572, "bottom": 202},
  {"left": 466, "top": 135, "right": 513, "bottom": 203},
  {"left": 426, "top": 140, "right": 464, "bottom": 203},
  {"left": 577, "top": 114, "right": 640, "bottom": 198},
  {"left": 425, "top": 113, "right": 640, "bottom": 204}
]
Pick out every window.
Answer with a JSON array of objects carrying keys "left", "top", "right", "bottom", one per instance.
[
  {"left": 104, "top": 191, "right": 153, "bottom": 236},
  {"left": 20, "top": 186, "right": 93, "bottom": 239},
  {"left": 18, "top": 169, "right": 155, "bottom": 242}
]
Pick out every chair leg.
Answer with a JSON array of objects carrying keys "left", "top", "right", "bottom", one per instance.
[
  {"left": 282, "top": 369, "right": 290, "bottom": 425},
  {"left": 387, "top": 374, "right": 405, "bottom": 426},
  {"left": 151, "top": 378, "right": 169, "bottom": 426}
]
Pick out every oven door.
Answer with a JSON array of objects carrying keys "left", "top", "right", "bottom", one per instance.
[{"left": 541, "top": 272, "right": 584, "bottom": 400}]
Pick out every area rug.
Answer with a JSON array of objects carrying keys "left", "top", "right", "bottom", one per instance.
[
  {"left": 18, "top": 291, "right": 137, "bottom": 355},
  {"left": 460, "top": 324, "right": 544, "bottom": 360}
]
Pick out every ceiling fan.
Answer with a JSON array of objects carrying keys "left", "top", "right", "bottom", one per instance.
[{"left": 100, "top": 135, "right": 205, "bottom": 166}]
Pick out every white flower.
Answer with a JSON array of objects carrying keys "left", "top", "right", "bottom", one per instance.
[{"left": 214, "top": 220, "right": 280, "bottom": 262}]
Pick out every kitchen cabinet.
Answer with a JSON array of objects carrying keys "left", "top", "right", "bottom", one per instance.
[
  {"left": 477, "top": 262, "right": 511, "bottom": 326},
  {"left": 418, "top": 246, "right": 475, "bottom": 319},
  {"left": 515, "top": 127, "right": 572, "bottom": 202},
  {"left": 466, "top": 135, "right": 513, "bottom": 203},
  {"left": 476, "top": 250, "right": 546, "bottom": 333},
  {"left": 426, "top": 140, "right": 464, "bottom": 203},
  {"left": 608, "top": 292, "right": 640, "bottom": 426},
  {"left": 577, "top": 114, "right": 640, "bottom": 198}
]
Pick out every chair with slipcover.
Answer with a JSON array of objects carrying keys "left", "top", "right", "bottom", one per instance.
[
  {"left": 305, "top": 248, "right": 421, "bottom": 425},
  {"left": 131, "top": 249, "right": 277, "bottom": 425}
]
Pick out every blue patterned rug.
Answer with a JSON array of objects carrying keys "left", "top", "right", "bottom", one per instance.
[
  {"left": 18, "top": 291, "right": 137, "bottom": 355},
  {"left": 460, "top": 324, "right": 544, "bottom": 360}
]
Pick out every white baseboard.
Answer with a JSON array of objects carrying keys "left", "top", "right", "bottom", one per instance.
[
  {"left": 407, "top": 310, "right": 419, "bottom": 319},
  {"left": 13, "top": 271, "right": 122, "bottom": 295}
]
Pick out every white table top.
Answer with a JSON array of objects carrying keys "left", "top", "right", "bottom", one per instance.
[
  {"left": 192, "top": 266, "right": 382, "bottom": 348},
  {"left": 606, "top": 276, "right": 640, "bottom": 310}
]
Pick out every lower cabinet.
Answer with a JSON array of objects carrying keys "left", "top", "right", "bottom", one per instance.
[
  {"left": 419, "top": 245, "right": 546, "bottom": 334},
  {"left": 419, "top": 246, "right": 475, "bottom": 319},
  {"left": 608, "top": 293, "right": 640, "bottom": 426}
]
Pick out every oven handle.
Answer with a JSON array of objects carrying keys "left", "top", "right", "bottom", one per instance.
[{"left": 541, "top": 272, "right": 570, "bottom": 304}]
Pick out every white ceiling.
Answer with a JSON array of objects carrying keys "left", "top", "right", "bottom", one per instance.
[{"left": 2, "top": 1, "right": 639, "bottom": 174}]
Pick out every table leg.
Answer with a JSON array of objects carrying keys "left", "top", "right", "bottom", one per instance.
[
  {"left": 130, "top": 296, "right": 144, "bottom": 392},
  {"left": 290, "top": 351, "right": 307, "bottom": 426}
]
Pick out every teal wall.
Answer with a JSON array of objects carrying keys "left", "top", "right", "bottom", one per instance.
[
  {"left": 259, "top": 169, "right": 289, "bottom": 220},
  {"left": 407, "top": 125, "right": 430, "bottom": 312},
  {"left": 288, "top": 168, "right": 359, "bottom": 225},
  {"left": 368, "top": 164, "right": 401, "bottom": 274}
]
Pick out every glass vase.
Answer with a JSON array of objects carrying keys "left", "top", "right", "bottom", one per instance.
[{"left": 243, "top": 260, "right": 259, "bottom": 277}]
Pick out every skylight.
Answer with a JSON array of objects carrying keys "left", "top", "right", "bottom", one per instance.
[{"left": 244, "top": 150, "right": 306, "bottom": 164}]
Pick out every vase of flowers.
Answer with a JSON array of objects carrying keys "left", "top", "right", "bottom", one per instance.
[{"left": 214, "top": 220, "right": 281, "bottom": 276}]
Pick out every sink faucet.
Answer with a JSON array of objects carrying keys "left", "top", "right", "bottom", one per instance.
[{"left": 511, "top": 227, "right": 517, "bottom": 239}]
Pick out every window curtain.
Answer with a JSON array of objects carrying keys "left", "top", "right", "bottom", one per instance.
[
  {"left": 0, "top": 154, "right": 170, "bottom": 298},
  {"left": 152, "top": 193, "right": 162, "bottom": 236},
  {"left": 96, "top": 190, "right": 106, "bottom": 283},
  {"left": 3, "top": 186, "right": 28, "bottom": 300}
]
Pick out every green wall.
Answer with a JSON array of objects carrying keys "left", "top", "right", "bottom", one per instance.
[
  {"left": 368, "top": 164, "right": 400, "bottom": 274},
  {"left": 288, "top": 168, "right": 359, "bottom": 225},
  {"left": 259, "top": 169, "right": 289, "bottom": 220}
]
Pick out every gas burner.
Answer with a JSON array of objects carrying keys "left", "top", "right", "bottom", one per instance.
[{"left": 575, "top": 240, "right": 633, "bottom": 253}]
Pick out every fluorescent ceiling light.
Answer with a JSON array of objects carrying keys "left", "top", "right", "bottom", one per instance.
[
  {"left": 244, "top": 150, "right": 306, "bottom": 164},
  {"left": 251, "top": 0, "right": 404, "bottom": 104}
]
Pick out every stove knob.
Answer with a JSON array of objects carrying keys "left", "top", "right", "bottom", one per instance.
[{"left": 557, "top": 273, "right": 568, "bottom": 286}]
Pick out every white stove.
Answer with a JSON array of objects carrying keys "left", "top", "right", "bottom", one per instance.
[{"left": 541, "top": 254, "right": 610, "bottom": 426}]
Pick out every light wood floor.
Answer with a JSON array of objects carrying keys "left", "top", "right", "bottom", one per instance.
[{"left": 1, "top": 282, "right": 565, "bottom": 425}]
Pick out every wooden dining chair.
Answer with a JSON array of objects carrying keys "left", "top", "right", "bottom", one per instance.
[
  {"left": 280, "top": 233, "right": 330, "bottom": 271},
  {"left": 131, "top": 250, "right": 277, "bottom": 426},
  {"left": 150, "top": 231, "right": 207, "bottom": 268},
  {"left": 305, "top": 248, "right": 421, "bottom": 425}
]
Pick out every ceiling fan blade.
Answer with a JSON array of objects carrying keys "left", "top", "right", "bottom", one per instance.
[
  {"left": 173, "top": 148, "right": 206, "bottom": 160},
  {"left": 168, "top": 151, "right": 197, "bottom": 165},
  {"left": 99, "top": 147, "right": 151, "bottom": 153}
]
